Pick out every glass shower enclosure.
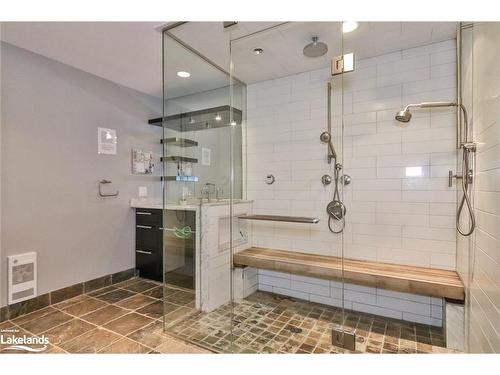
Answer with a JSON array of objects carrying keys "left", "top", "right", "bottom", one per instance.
[
  {"left": 229, "top": 22, "right": 350, "bottom": 353},
  {"left": 160, "top": 25, "right": 246, "bottom": 352},
  {"left": 160, "top": 21, "right": 349, "bottom": 353},
  {"left": 160, "top": 21, "right": 473, "bottom": 354}
]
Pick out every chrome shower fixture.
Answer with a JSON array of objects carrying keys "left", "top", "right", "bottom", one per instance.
[
  {"left": 303, "top": 36, "right": 328, "bottom": 57},
  {"left": 395, "top": 101, "right": 457, "bottom": 123},
  {"left": 396, "top": 100, "right": 476, "bottom": 237},
  {"left": 320, "top": 131, "right": 337, "bottom": 163}
]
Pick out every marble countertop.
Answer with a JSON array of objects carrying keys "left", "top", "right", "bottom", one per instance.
[{"left": 130, "top": 198, "right": 253, "bottom": 210}]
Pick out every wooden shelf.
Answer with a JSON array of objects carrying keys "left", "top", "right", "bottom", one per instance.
[{"left": 233, "top": 247, "right": 465, "bottom": 301}]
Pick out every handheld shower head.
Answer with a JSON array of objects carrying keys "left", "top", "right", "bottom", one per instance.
[
  {"left": 320, "top": 131, "right": 337, "bottom": 162},
  {"left": 320, "top": 131, "right": 331, "bottom": 143}
]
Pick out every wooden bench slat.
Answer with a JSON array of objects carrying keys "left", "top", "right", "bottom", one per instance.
[{"left": 233, "top": 247, "right": 464, "bottom": 301}]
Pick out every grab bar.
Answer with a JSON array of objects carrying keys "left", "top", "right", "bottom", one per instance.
[
  {"left": 98, "top": 179, "right": 119, "bottom": 198},
  {"left": 238, "top": 214, "right": 319, "bottom": 224}
]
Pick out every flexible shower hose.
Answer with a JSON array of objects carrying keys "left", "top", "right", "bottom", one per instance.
[{"left": 457, "top": 145, "right": 476, "bottom": 236}]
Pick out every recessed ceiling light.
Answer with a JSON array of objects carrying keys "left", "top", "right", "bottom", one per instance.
[
  {"left": 230, "top": 121, "right": 237, "bottom": 126},
  {"left": 215, "top": 114, "right": 222, "bottom": 121},
  {"left": 177, "top": 71, "right": 191, "bottom": 78},
  {"left": 342, "top": 21, "right": 358, "bottom": 33},
  {"left": 253, "top": 48, "right": 264, "bottom": 55}
]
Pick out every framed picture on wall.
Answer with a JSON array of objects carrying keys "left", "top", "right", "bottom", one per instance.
[{"left": 132, "top": 148, "right": 154, "bottom": 174}]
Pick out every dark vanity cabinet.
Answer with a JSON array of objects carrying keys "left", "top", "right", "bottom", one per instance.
[
  {"left": 135, "top": 208, "right": 163, "bottom": 282},
  {"left": 135, "top": 208, "right": 196, "bottom": 288}
]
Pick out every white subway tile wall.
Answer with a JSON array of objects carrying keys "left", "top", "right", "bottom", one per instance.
[
  {"left": 465, "top": 23, "right": 500, "bottom": 353},
  {"left": 257, "top": 269, "right": 443, "bottom": 326},
  {"left": 246, "top": 39, "right": 457, "bottom": 267},
  {"left": 245, "top": 40, "right": 458, "bottom": 326}
]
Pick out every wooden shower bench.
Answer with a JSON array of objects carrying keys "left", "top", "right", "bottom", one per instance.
[{"left": 233, "top": 247, "right": 464, "bottom": 301}]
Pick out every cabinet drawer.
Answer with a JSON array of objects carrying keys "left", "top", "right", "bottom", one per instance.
[
  {"left": 136, "top": 225, "right": 162, "bottom": 253},
  {"left": 135, "top": 208, "right": 162, "bottom": 226},
  {"left": 135, "top": 250, "right": 162, "bottom": 282}
]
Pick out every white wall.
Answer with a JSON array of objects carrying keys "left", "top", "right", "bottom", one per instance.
[
  {"left": 0, "top": 42, "right": 162, "bottom": 307},
  {"left": 246, "top": 39, "right": 457, "bottom": 269},
  {"left": 465, "top": 23, "right": 500, "bottom": 353}
]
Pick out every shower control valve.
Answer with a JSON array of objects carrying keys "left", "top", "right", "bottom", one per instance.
[
  {"left": 341, "top": 174, "right": 351, "bottom": 186},
  {"left": 449, "top": 170, "right": 473, "bottom": 187},
  {"left": 321, "top": 174, "right": 332, "bottom": 186},
  {"left": 265, "top": 174, "right": 275, "bottom": 185}
]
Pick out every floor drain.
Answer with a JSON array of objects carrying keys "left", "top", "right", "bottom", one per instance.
[{"left": 289, "top": 327, "right": 302, "bottom": 334}]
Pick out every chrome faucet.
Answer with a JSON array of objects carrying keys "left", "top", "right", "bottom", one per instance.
[{"left": 201, "top": 183, "right": 216, "bottom": 202}]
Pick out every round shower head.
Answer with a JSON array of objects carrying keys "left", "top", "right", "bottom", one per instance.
[
  {"left": 303, "top": 36, "right": 328, "bottom": 58},
  {"left": 320, "top": 131, "right": 331, "bottom": 143},
  {"left": 395, "top": 109, "right": 412, "bottom": 123}
]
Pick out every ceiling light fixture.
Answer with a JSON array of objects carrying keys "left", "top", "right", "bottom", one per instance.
[
  {"left": 177, "top": 71, "right": 191, "bottom": 78},
  {"left": 342, "top": 21, "right": 358, "bottom": 33},
  {"left": 215, "top": 114, "right": 222, "bottom": 121},
  {"left": 253, "top": 48, "right": 264, "bottom": 55},
  {"left": 230, "top": 120, "right": 237, "bottom": 126}
]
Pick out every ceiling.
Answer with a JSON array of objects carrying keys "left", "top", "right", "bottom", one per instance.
[
  {"left": 176, "top": 22, "right": 458, "bottom": 84},
  {"left": 1, "top": 22, "right": 458, "bottom": 98}
]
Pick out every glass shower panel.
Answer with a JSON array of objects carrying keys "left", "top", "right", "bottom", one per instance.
[
  {"left": 456, "top": 23, "right": 473, "bottom": 353},
  {"left": 161, "top": 28, "right": 239, "bottom": 352},
  {"left": 342, "top": 22, "right": 463, "bottom": 351},
  {"left": 230, "top": 22, "right": 347, "bottom": 353}
]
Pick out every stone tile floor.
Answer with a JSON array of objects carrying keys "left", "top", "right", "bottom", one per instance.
[
  {"left": 0, "top": 277, "right": 459, "bottom": 354},
  {"left": 166, "top": 291, "right": 459, "bottom": 354},
  {"left": 0, "top": 278, "right": 209, "bottom": 354}
]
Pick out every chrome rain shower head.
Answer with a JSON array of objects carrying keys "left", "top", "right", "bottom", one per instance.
[
  {"left": 395, "top": 101, "right": 457, "bottom": 123},
  {"left": 303, "top": 36, "right": 328, "bottom": 58}
]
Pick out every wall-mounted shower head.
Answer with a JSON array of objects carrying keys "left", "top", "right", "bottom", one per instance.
[
  {"left": 395, "top": 108, "right": 412, "bottom": 123},
  {"left": 395, "top": 101, "right": 457, "bottom": 124},
  {"left": 303, "top": 36, "right": 328, "bottom": 58}
]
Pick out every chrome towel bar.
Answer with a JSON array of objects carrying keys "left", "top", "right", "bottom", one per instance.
[{"left": 238, "top": 214, "right": 319, "bottom": 224}]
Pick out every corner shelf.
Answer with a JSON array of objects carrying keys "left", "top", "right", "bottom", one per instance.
[
  {"left": 161, "top": 137, "right": 198, "bottom": 147},
  {"left": 162, "top": 176, "right": 199, "bottom": 182},
  {"left": 161, "top": 156, "right": 198, "bottom": 163}
]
